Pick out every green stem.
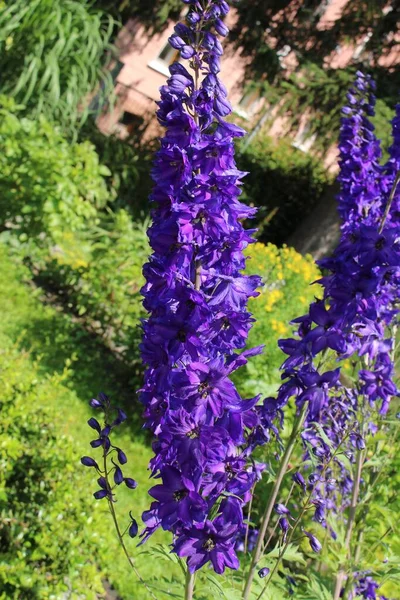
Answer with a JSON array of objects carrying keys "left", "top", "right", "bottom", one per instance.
[
  {"left": 261, "top": 482, "right": 295, "bottom": 555},
  {"left": 244, "top": 483, "right": 256, "bottom": 554},
  {"left": 255, "top": 427, "right": 354, "bottom": 600},
  {"left": 333, "top": 449, "right": 365, "bottom": 600},
  {"left": 242, "top": 403, "right": 307, "bottom": 600},
  {"left": 185, "top": 569, "right": 195, "bottom": 600},
  {"left": 103, "top": 450, "right": 158, "bottom": 600},
  {"left": 378, "top": 170, "right": 400, "bottom": 234}
]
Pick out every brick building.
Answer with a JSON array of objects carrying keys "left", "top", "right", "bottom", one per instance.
[{"left": 97, "top": 0, "right": 399, "bottom": 165}]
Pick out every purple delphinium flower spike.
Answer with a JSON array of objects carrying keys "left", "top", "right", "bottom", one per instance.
[
  {"left": 139, "top": 0, "right": 262, "bottom": 574},
  {"left": 81, "top": 393, "right": 138, "bottom": 503},
  {"left": 269, "top": 74, "right": 400, "bottom": 547}
]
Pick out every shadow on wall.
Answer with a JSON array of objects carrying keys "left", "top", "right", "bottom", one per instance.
[{"left": 288, "top": 182, "right": 341, "bottom": 260}]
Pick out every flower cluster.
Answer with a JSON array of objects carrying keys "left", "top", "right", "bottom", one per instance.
[
  {"left": 269, "top": 72, "right": 400, "bottom": 545},
  {"left": 350, "top": 572, "right": 389, "bottom": 600},
  {"left": 139, "top": 0, "right": 263, "bottom": 574},
  {"left": 81, "top": 392, "right": 138, "bottom": 536}
]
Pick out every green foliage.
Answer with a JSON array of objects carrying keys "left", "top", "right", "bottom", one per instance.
[
  {"left": 79, "top": 120, "right": 155, "bottom": 218},
  {"left": 0, "top": 97, "right": 150, "bottom": 368},
  {"left": 28, "top": 208, "right": 149, "bottom": 366},
  {"left": 229, "top": 1, "right": 399, "bottom": 155},
  {"left": 253, "top": 65, "right": 396, "bottom": 155},
  {"left": 0, "top": 96, "right": 111, "bottom": 239},
  {"left": 93, "top": 0, "right": 182, "bottom": 33},
  {"left": 235, "top": 241, "right": 320, "bottom": 396},
  {"left": 0, "top": 337, "right": 106, "bottom": 598},
  {"left": 230, "top": 0, "right": 399, "bottom": 77},
  {"left": 238, "top": 136, "right": 333, "bottom": 244},
  {"left": 0, "top": 0, "right": 115, "bottom": 131},
  {"left": 0, "top": 244, "right": 183, "bottom": 600}
]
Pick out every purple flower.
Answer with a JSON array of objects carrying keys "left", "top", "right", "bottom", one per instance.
[
  {"left": 268, "top": 74, "right": 400, "bottom": 542},
  {"left": 82, "top": 396, "right": 139, "bottom": 536},
  {"left": 145, "top": 466, "right": 207, "bottom": 530},
  {"left": 279, "top": 517, "right": 290, "bottom": 537},
  {"left": 139, "top": 0, "right": 261, "bottom": 574},
  {"left": 274, "top": 503, "right": 291, "bottom": 516},
  {"left": 128, "top": 518, "right": 139, "bottom": 539},
  {"left": 304, "top": 531, "right": 322, "bottom": 553},
  {"left": 81, "top": 456, "right": 99, "bottom": 469},
  {"left": 125, "top": 478, "right": 138, "bottom": 489},
  {"left": 93, "top": 489, "right": 108, "bottom": 500},
  {"left": 174, "top": 500, "right": 242, "bottom": 574},
  {"left": 351, "top": 573, "right": 382, "bottom": 600},
  {"left": 235, "top": 526, "right": 259, "bottom": 552},
  {"left": 292, "top": 471, "right": 306, "bottom": 490}
]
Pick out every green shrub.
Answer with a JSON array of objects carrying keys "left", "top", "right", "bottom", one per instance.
[
  {"left": 0, "top": 338, "right": 106, "bottom": 599},
  {"left": 235, "top": 241, "right": 321, "bottom": 397},
  {"left": 79, "top": 120, "right": 155, "bottom": 219},
  {"left": 0, "top": 96, "right": 149, "bottom": 367},
  {"left": 0, "top": 0, "right": 115, "bottom": 131},
  {"left": 30, "top": 208, "right": 150, "bottom": 365},
  {"left": 237, "top": 136, "right": 333, "bottom": 245},
  {"left": 0, "top": 244, "right": 183, "bottom": 600},
  {"left": 0, "top": 95, "right": 111, "bottom": 240}
]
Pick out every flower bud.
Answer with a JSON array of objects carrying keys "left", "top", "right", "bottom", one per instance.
[
  {"left": 81, "top": 456, "right": 98, "bottom": 468},
  {"left": 258, "top": 568, "right": 270, "bottom": 578}
]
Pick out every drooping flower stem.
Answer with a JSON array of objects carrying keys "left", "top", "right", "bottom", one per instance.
[
  {"left": 185, "top": 569, "right": 196, "bottom": 600},
  {"left": 243, "top": 483, "right": 256, "bottom": 554},
  {"left": 255, "top": 429, "right": 354, "bottom": 600},
  {"left": 333, "top": 448, "right": 365, "bottom": 600},
  {"left": 378, "top": 170, "right": 400, "bottom": 233},
  {"left": 102, "top": 448, "right": 158, "bottom": 600},
  {"left": 261, "top": 482, "right": 295, "bottom": 555},
  {"left": 242, "top": 403, "right": 307, "bottom": 600}
]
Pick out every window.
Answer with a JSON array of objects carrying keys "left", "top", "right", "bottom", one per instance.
[
  {"left": 313, "top": 0, "right": 333, "bottom": 19},
  {"left": 148, "top": 40, "right": 180, "bottom": 77},
  {"left": 292, "top": 123, "right": 317, "bottom": 153},
  {"left": 276, "top": 44, "right": 292, "bottom": 68},
  {"left": 158, "top": 42, "right": 179, "bottom": 64},
  {"left": 353, "top": 31, "right": 373, "bottom": 59},
  {"left": 235, "top": 88, "right": 261, "bottom": 119},
  {"left": 121, "top": 111, "right": 144, "bottom": 135}
]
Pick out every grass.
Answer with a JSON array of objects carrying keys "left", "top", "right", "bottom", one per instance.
[{"left": 0, "top": 242, "right": 182, "bottom": 599}]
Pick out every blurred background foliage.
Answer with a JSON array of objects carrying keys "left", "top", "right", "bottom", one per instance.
[
  {"left": 238, "top": 137, "right": 333, "bottom": 245},
  {"left": 0, "top": 0, "right": 115, "bottom": 132},
  {"left": 0, "top": 0, "right": 399, "bottom": 597},
  {"left": 228, "top": 0, "right": 399, "bottom": 151}
]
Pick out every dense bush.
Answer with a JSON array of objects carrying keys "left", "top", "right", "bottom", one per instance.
[
  {"left": 29, "top": 209, "right": 149, "bottom": 365},
  {"left": 0, "top": 244, "right": 187, "bottom": 600},
  {"left": 236, "top": 242, "right": 320, "bottom": 396},
  {"left": 237, "top": 136, "right": 333, "bottom": 245},
  {"left": 0, "top": 336, "right": 106, "bottom": 599},
  {"left": 0, "top": 96, "right": 147, "bottom": 366},
  {"left": 79, "top": 120, "right": 155, "bottom": 218},
  {"left": 0, "top": 1, "right": 115, "bottom": 130},
  {"left": 0, "top": 96, "right": 111, "bottom": 239}
]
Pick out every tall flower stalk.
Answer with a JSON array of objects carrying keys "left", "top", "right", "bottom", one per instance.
[
  {"left": 243, "top": 72, "right": 400, "bottom": 599},
  {"left": 139, "top": 0, "right": 262, "bottom": 585}
]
